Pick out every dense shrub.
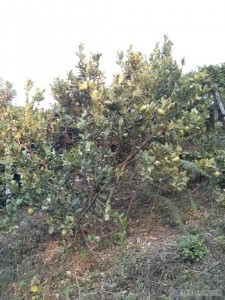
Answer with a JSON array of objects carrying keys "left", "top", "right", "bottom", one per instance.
[{"left": 1, "top": 36, "right": 225, "bottom": 236}]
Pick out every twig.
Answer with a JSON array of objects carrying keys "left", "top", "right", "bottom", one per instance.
[
  {"left": 126, "top": 191, "right": 137, "bottom": 216},
  {"left": 78, "top": 192, "right": 99, "bottom": 224},
  {"left": 112, "top": 144, "right": 120, "bottom": 165},
  {"left": 74, "top": 269, "right": 81, "bottom": 299}
]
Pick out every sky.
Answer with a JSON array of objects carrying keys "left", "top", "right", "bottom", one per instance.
[{"left": 0, "top": 0, "right": 225, "bottom": 107}]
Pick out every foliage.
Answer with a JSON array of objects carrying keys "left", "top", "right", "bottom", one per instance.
[
  {"left": 1, "top": 37, "right": 225, "bottom": 237},
  {"left": 180, "top": 160, "right": 211, "bottom": 179},
  {"left": 0, "top": 78, "right": 16, "bottom": 107},
  {"left": 112, "top": 214, "right": 128, "bottom": 251},
  {"left": 156, "top": 194, "right": 186, "bottom": 232},
  {"left": 178, "top": 234, "right": 209, "bottom": 262}
]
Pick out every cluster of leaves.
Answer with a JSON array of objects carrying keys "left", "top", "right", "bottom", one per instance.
[{"left": 1, "top": 36, "right": 225, "bottom": 236}]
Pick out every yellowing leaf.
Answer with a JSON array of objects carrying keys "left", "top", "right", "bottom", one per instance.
[
  {"left": 118, "top": 75, "right": 124, "bottom": 84},
  {"left": 79, "top": 81, "right": 88, "bottom": 90},
  {"left": 166, "top": 122, "right": 174, "bottom": 131},
  {"left": 14, "top": 132, "right": 21, "bottom": 139}
]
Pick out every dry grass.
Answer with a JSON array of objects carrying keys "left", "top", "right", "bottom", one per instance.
[{"left": 0, "top": 187, "right": 225, "bottom": 299}]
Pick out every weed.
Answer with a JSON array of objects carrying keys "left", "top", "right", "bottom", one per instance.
[
  {"left": 115, "top": 269, "right": 127, "bottom": 286},
  {"left": 178, "top": 234, "right": 209, "bottom": 262},
  {"left": 182, "top": 268, "right": 191, "bottom": 282},
  {"left": 112, "top": 213, "right": 128, "bottom": 252},
  {"left": 188, "top": 190, "right": 201, "bottom": 218},
  {"left": 213, "top": 188, "right": 225, "bottom": 207},
  {"left": 158, "top": 195, "right": 187, "bottom": 233},
  {"left": 0, "top": 214, "right": 12, "bottom": 232},
  {"left": 64, "top": 283, "right": 77, "bottom": 300}
]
